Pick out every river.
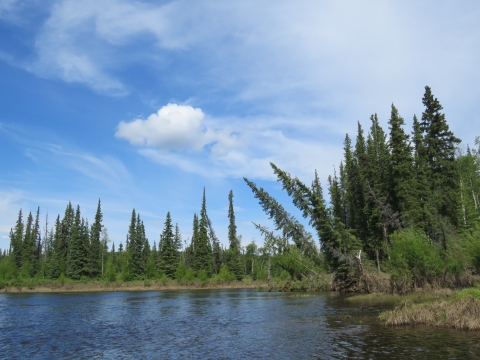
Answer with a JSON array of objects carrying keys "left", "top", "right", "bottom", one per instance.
[{"left": 1, "top": 289, "right": 479, "bottom": 359}]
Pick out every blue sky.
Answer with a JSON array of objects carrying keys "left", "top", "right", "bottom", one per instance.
[{"left": 1, "top": 0, "right": 480, "bottom": 252}]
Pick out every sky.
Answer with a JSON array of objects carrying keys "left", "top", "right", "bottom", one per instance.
[{"left": 1, "top": 0, "right": 480, "bottom": 252}]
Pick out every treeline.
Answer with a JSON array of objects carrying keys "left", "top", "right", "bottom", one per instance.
[
  {"left": 244, "top": 86, "right": 480, "bottom": 291},
  {"left": 2, "top": 86, "right": 480, "bottom": 291},
  {"left": 0, "top": 189, "right": 268, "bottom": 284}
]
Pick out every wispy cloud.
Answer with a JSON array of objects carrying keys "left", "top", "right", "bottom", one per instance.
[
  {"left": 3, "top": 0, "right": 480, "bottom": 181},
  {"left": 1, "top": 123, "right": 132, "bottom": 191},
  {"left": 117, "top": 104, "right": 342, "bottom": 182}
]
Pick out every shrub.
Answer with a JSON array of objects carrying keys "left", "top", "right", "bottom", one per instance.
[
  {"left": 387, "top": 229, "right": 443, "bottom": 283},
  {"left": 197, "top": 269, "right": 208, "bottom": 284},
  {"left": 217, "top": 265, "right": 235, "bottom": 281},
  {"left": 104, "top": 258, "right": 117, "bottom": 282},
  {"left": 175, "top": 263, "right": 187, "bottom": 280},
  {"left": 184, "top": 267, "right": 195, "bottom": 281},
  {"left": 279, "top": 270, "right": 291, "bottom": 280}
]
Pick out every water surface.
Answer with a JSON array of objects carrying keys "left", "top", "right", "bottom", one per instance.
[{"left": 1, "top": 289, "right": 479, "bottom": 359}]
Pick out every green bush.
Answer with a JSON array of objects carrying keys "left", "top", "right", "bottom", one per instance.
[
  {"left": 197, "top": 269, "right": 208, "bottom": 284},
  {"left": 104, "top": 258, "right": 117, "bottom": 282},
  {"left": 387, "top": 229, "right": 443, "bottom": 281},
  {"left": 175, "top": 263, "right": 187, "bottom": 280},
  {"left": 460, "top": 227, "right": 480, "bottom": 271},
  {"left": 217, "top": 265, "right": 235, "bottom": 281},
  {"left": 279, "top": 269, "right": 291, "bottom": 280},
  {"left": 185, "top": 267, "right": 195, "bottom": 281},
  {"left": 0, "top": 256, "right": 17, "bottom": 281}
]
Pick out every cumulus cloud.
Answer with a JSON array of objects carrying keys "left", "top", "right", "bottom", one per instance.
[
  {"left": 115, "top": 104, "right": 216, "bottom": 151},
  {"left": 116, "top": 104, "right": 342, "bottom": 182}
]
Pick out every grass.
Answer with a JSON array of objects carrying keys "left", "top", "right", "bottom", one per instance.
[
  {"left": 378, "top": 287, "right": 480, "bottom": 330},
  {"left": 1, "top": 277, "right": 269, "bottom": 293},
  {"left": 346, "top": 288, "right": 453, "bottom": 304}
]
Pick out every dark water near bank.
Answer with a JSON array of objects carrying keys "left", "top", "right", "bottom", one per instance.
[{"left": 1, "top": 289, "right": 479, "bottom": 359}]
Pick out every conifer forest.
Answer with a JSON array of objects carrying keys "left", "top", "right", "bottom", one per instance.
[{"left": 2, "top": 86, "right": 480, "bottom": 292}]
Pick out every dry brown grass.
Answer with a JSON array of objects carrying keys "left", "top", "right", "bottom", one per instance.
[
  {"left": 3, "top": 279, "right": 267, "bottom": 293},
  {"left": 379, "top": 290, "right": 480, "bottom": 330}
]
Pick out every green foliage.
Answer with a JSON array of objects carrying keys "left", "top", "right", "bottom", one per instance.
[
  {"left": 174, "top": 262, "right": 187, "bottom": 280},
  {"left": 387, "top": 229, "right": 443, "bottom": 281},
  {"left": 451, "top": 287, "right": 480, "bottom": 300},
  {"left": 217, "top": 265, "right": 235, "bottom": 281},
  {"left": 67, "top": 205, "right": 88, "bottom": 280},
  {"left": 278, "top": 269, "right": 291, "bottom": 280},
  {"left": 89, "top": 199, "right": 103, "bottom": 278},
  {"left": 194, "top": 189, "right": 213, "bottom": 275},
  {"left": 459, "top": 227, "right": 480, "bottom": 271},
  {"left": 228, "top": 190, "right": 239, "bottom": 251},
  {"left": 145, "top": 252, "right": 157, "bottom": 279},
  {"left": 104, "top": 256, "right": 117, "bottom": 282},
  {"left": 197, "top": 269, "right": 208, "bottom": 284},
  {"left": 185, "top": 267, "right": 195, "bottom": 281},
  {"left": 159, "top": 212, "right": 179, "bottom": 278},
  {"left": 121, "top": 252, "right": 134, "bottom": 282},
  {"left": 225, "top": 248, "right": 243, "bottom": 280},
  {"left": 0, "top": 255, "right": 17, "bottom": 282}
]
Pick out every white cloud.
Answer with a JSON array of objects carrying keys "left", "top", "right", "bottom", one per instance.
[
  {"left": 115, "top": 103, "right": 216, "bottom": 151},
  {"left": 118, "top": 104, "right": 342, "bottom": 183},
  {"left": 6, "top": 0, "right": 480, "bottom": 141}
]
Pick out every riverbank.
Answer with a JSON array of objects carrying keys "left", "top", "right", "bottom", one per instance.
[
  {"left": 348, "top": 287, "right": 480, "bottom": 330},
  {"left": 1, "top": 279, "right": 269, "bottom": 293}
]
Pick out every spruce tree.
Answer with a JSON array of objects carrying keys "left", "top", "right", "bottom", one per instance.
[
  {"left": 23, "top": 211, "right": 34, "bottom": 274},
  {"left": 127, "top": 209, "right": 144, "bottom": 278},
  {"left": 364, "top": 114, "right": 391, "bottom": 268},
  {"left": 228, "top": 190, "right": 239, "bottom": 251},
  {"left": 352, "top": 121, "right": 368, "bottom": 247},
  {"left": 195, "top": 188, "right": 213, "bottom": 275},
  {"left": 189, "top": 213, "right": 199, "bottom": 269},
  {"left": 420, "top": 86, "right": 461, "bottom": 245},
  {"left": 159, "top": 212, "right": 179, "bottom": 278},
  {"left": 227, "top": 190, "right": 243, "bottom": 280},
  {"left": 48, "top": 215, "right": 62, "bottom": 279},
  {"left": 89, "top": 199, "right": 103, "bottom": 278},
  {"left": 11, "top": 209, "right": 24, "bottom": 269},
  {"left": 67, "top": 205, "right": 87, "bottom": 280},
  {"left": 388, "top": 104, "right": 420, "bottom": 227},
  {"left": 59, "top": 202, "right": 74, "bottom": 276}
]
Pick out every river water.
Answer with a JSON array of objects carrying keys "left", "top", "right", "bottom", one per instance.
[{"left": 0, "top": 289, "right": 479, "bottom": 359}]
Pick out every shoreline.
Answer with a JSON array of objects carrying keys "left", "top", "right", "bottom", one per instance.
[
  {"left": 1, "top": 280, "right": 269, "bottom": 294},
  {"left": 348, "top": 288, "right": 480, "bottom": 331}
]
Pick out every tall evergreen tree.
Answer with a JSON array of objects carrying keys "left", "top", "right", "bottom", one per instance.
[
  {"left": 228, "top": 190, "right": 239, "bottom": 251},
  {"left": 420, "top": 86, "right": 461, "bottom": 245},
  {"left": 89, "top": 199, "right": 103, "bottom": 278},
  {"left": 48, "top": 215, "right": 62, "bottom": 279},
  {"left": 194, "top": 188, "right": 213, "bottom": 274},
  {"left": 11, "top": 209, "right": 24, "bottom": 269},
  {"left": 159, "top": 212, "right": 179, "bottom": 278},
  {"left": 127, "top": 209, "right": 144, "bottom": 278},
  {"left": 364, "top": 114, "right": 391, "bottom": 268},
  {"left": 388, "top": 104, "right": 420, "bottom": 227},
  {"left": 352, "top": 121, "right": 369, "bottom": 247},
  {"left": 226, "top": 190, "right": 243, "bottom": 279},
  {"left": 67, "top": 205, "right": 87, "bottom": 280}
]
